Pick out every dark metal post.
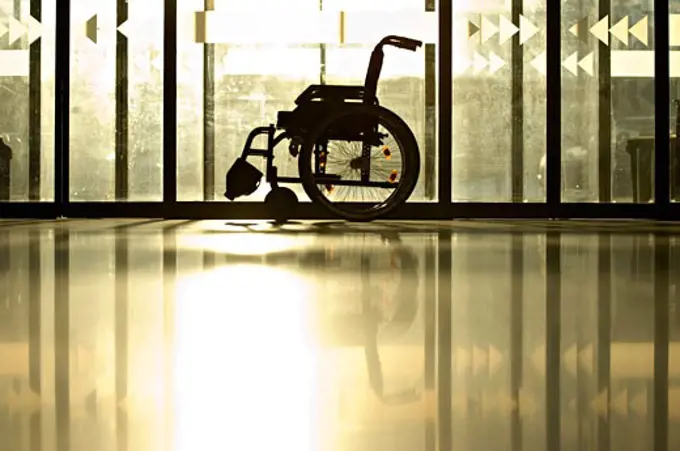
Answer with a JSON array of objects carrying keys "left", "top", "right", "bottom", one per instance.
[
  {"left": 655, "top": 0, "right": 671, "bottom": 210},
  {"left": 116, "top": 0, "right": 130, "bottom": 200},
  {"left": 438, "top": 0, "right": 452, "bottom": 206},
  {"left": 424, "top": 0, "right": 436, "bottom": 201},
  {"left": 546, "top": 0, "right": 562, "bottom": 211},
  {"left": 425, "top": 43, "right": 436, "bottom": 201},
  {"left": 203, "top": 0, "right": 215, "bottom": 201},
  {"left": 164, "top": 0, "right": 178, "bottom": 212},
  {"left": 0, "top": 138, "right": 11, "bottom": 201},
  {"left": 29, "top": 0, "right": 42, "bottom": 200},
  {"left": 511, "top": 0, "right": 524, "bottom": 202},
  {"left": 598, "top": 0, "right": 612, "bottom": 203},
  {"left": 55, "top": 0, "right": 71, "bottom": 209}
]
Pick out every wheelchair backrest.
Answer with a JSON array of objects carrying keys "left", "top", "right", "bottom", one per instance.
[{"left": 363, "top": 47, "right": 385, "bottom": 104}]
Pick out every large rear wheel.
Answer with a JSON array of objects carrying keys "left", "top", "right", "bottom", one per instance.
[{"left": 298, "top": 105, "right": 420, "bottom": 222}]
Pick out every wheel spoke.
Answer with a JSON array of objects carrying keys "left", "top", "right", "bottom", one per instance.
[{"left": 301, "top": 107, "right": 418, "bottom": 220}]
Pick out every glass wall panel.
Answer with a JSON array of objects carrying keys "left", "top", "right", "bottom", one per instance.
[
  {"left": 70, "top": 0, "right": 164, "bottom": 202},
  {"left": 562, "top": 0, "right": 654, "bottom": 203},
  {"left": 177, "top": 0, "right": 437, "bottom": 202},
  {"left": 452, "top": 0, "right": 547, "bottom": 202},
  {"left": 0, "top": 0, "right": 56, "bottom": 201}
]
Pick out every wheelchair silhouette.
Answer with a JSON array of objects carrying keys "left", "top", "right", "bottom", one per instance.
[{"left": 224, "top": 35, "right": 423, "bottom": 222}]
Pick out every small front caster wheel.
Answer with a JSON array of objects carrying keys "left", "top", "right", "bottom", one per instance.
[{"left": 264, "top": 187, "right": 298, "bottom": 223}]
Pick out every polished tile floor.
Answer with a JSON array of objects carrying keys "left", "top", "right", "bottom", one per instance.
[{"left": 0, "top": 219, "right": 679, "bottom": 451}]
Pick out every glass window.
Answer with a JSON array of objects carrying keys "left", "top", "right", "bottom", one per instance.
[
  {"left": 452, "top": 0, "right": 547, "bottom": 202},
  {"left": 69, "top": 0, "right": 164, "bottom": 202},
  {"left": 177, "top": 0, "right": 437, "bottom": 202},
  {"left": 562, "top": 0, "right": 655, "bottom": 203},
  {"left": 0, "top": 0, "right": 56, "bottom": 201}
]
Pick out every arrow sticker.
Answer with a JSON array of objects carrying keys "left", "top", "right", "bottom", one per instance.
[
  {"left": 27, "top": 16, "right": 42, "bottom": 44},
  {"left": 577, "top": 52, "right": 595, "bottom": 76},
  {"left": 563, "top": 52, "right": 595, "bottom": 77},
  {"left": 569, "top": 16, "right": 590, "bottom": 43},
  {"left": 590, "top": 15, "right": 609, "bottom": 45},
  {"left": 519, "top": 14, "right": 539, "bottom": 44},
  {"left": 86, "top": 14, "right": 98, "bottom": 44},
  {"left": 481, "top": 16, "right": 498, "bottom": 43},
  {"left": 117, "top": 19, "right": 132, "bottom": 38},
  {"left": 498, "top": 15, "right": 518, "bottom": 45},
  {"left": 472, "top": 52, "right": 488, "bottom": 74},
  {"left": 530, "top": 51, "right": 547, "bottom": 76},
  {"left": 487, "top": 52, "right": 506, "bottom": 73},
  {"left": 468, "top": 20, "right": 480, "bottom": 39},
  {"left": 610, "top": 16, "right": 629, "bottom": 45},
  {"left": 629, "top": 16, "right": 648, "bottom": 46},
  {"left": 8, "top": 16, "right": 25, "bottom": 46}
]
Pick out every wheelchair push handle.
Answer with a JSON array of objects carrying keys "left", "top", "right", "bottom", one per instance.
[{"left": 379, "top": 35, "right": 423, "bottom": 52}]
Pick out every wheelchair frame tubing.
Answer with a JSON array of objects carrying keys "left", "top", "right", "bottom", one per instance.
[{"left": 240, "top": 124, "right": 297, "bottom": 188}]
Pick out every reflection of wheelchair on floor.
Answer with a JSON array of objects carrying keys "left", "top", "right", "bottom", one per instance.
[
  {"left": 224, "top": 36, "right": 423, "bottom": 222},
  {"left": 213, "top": 229, "right": 423, "bottom": 404},
  {"left": 303, "top": 234, "right": 423, "bottom": 405}
]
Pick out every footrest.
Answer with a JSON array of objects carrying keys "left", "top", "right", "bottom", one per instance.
[{"left": 224, "top": 157, "right": 263, "bottom": 200}]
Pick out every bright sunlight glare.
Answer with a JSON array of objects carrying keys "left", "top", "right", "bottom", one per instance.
[
  {"left": 178, "top": 232, "right": 305, "bottom": 256},
  {"left": 174, "top": 264, "right": 320, "bottom": 451}
]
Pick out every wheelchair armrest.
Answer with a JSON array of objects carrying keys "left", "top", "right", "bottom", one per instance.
[{"left": 294, "top": 85, "right": 366, "bottom": 105}]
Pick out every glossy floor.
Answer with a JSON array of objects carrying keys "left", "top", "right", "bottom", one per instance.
[{"left": 0, "top": 219, "right": 678, "bottom": 451}]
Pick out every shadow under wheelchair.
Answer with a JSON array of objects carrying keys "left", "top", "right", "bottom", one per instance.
[{"left": 214, "top": 218, "right": 680, "bottom": 236}]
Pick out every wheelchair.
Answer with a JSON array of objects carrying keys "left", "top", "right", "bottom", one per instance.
[{"left": 224, "top": 35, "right": 423, "bottom": 222}]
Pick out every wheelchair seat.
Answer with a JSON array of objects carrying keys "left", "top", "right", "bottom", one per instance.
[
  {"left": 277, "top": 84, "right": 376, "bottom": 134},
  {"left": 294, "top": 84, "right": 368, "bottom": 105}
]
